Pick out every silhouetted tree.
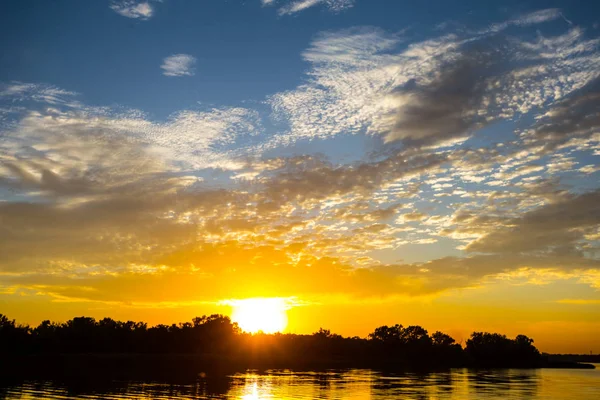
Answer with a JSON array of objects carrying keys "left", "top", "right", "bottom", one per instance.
[
  {"left": 466, "top": 332, "right": 541, "bottom": 367},
  {"left": 432, "top": 331, "right": 455, "bottom": 347},
  {"left": 0, "top": 313, "right": 544, "bottom": 371},
  {"left": 369, "top": 324, "right": 404, "bottom": 343},
  {"left": 0, "top": 314, "right": 30, "bottom": 354}
]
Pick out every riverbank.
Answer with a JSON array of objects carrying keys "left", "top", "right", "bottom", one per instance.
[{"left": 544, "top": 360, "right": 596, "bottom": 369}]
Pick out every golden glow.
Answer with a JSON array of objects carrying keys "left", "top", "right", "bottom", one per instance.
[
  {"left": 230, "top": 298, "right": 289, "bottom": 333},
  {"left": 241, "top": 382, "right": 262, "bottom": 400}
]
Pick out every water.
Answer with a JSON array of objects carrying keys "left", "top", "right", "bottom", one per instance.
[{"left": 1, "top": 367, "right": 599, "bottom": 399}]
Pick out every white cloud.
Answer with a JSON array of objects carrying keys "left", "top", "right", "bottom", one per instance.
[
  {"left": 0, "top": 84, "right": 262, "bottom": 178},
  {"left": 265, "top": 12, "right": 600, "bottom": 151},
  {"left": 110, "top": 1, "right": 154, "bottom": 20},
  {"left": 160, "top": 54, "right": 197, "bottom": 77},
  {"left": 266, "top": 29, "right": 462, "bottom": 148},
  {"left": 580, "top": 164, "right": 600, "bottom": 174},
  {"left": 486, "top": 8, "right": 562, "bottom": 33},
  {"left": 279, "top": 0, "right": 323, "bottom": 14},
  {"left": 141, "top": 107, "right": 262, "bottom": 170},
  {"left": 0, "top": 82, "right": 79, "bottom": 107},
  {"left": 276, "top": 0, "right": 354, "bottom": 15},
  {"left": 512, "top": 8, "right": 562, "bottom": 26}
]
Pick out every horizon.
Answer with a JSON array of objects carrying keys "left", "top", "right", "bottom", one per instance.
[
  {"left": 1, "top": 0, "right": 599, "bottom": 355},
  {"left": 0, "top": 311, "right": 563, "bottom": 356}
]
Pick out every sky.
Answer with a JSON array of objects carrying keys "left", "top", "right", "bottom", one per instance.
[{"left": 1, "top": 0, "right": 599, "bottom": 353}]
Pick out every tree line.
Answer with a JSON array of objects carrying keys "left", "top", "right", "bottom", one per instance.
[{"left": 0, "top": 313, "right": 542, "bottom": 369}]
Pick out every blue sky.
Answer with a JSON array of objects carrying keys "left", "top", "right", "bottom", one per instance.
[
  {"left": 2, "top": 0, "right": 597, "bottom": 118},
  {"left": 1, "top": 0, "right": 600, "bottom": 350}
]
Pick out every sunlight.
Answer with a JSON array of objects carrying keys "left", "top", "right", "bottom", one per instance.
[
  {"left": 230, "top": 298, "right": 289, "bottom": 333},
  {"left": 240, "top": 382, "right": 261, "bottom": 400}
]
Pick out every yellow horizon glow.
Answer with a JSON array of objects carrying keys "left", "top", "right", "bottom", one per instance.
[{"left": 230, "top": 298, "right": 289, "bottom": 333}]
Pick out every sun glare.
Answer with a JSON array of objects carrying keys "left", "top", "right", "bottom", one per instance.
[{"left": 230, "top": 298, "right": 289, "bottom": 333}]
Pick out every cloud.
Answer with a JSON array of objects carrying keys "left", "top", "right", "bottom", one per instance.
[
  {"left": 276, "top": 0, "right": 354, "bottom": 15},
  {"left": 382, "top": 45, "right": 496, "bottom": 145},
  {"left": 529, "top": 77, "right": 600, "bottom": 144},
  {"left": 0, "top": 104, "right": 260, "bottom": 177},
  {"left": 486, "top": 8, "right": 562, "bottom": 33},
  {"left": 0, "top": 82, "right": 79, "bottom": 108},
  {"left": 1, "top": 10, "right": 600, "bottom": 308},
  {"left": 267, "top": 12, "right": 600, "bottom": 151},
  {"left": 267, "top": 27, "right": 416, "bottom": 146},
  {"left": 512, "top": 8, "right": 562, "bottom": 25},
  {"left": 466, "top": 189, "right": 600, "bottom": 254},
  {"left": 110, "top": 1, "right": 154, "bottom": 20},
  {"left": 257, "top": 150, "right": 446, "bottom": 210},
  {"left": 161, "top": 54, "right": 197, "bottom": 77},
  {"left": 3, "top": 243, "right": 598, "bottom": 305},
  {"left": 557, "top": 299, "right": 600, "bottom": 305},
  {"left": 0, "top": 106, "right": 443, "bottom": 281}
]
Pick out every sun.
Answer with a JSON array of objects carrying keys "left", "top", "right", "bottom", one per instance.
[{"left": 230, "top": 298, "right": 288, "bottom": 334}]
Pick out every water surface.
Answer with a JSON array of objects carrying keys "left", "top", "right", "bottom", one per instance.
[{"left": 2, "top": 366, "right": 599, "bottom": 399}]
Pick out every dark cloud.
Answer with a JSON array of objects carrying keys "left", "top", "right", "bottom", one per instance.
[
  {"left": 261, "top": 150, "right": 446, "bottom": 208},
  {"left": 530, "top": 76, "right": 600, "bottom": 147},
  {"left": 466, "top": 189, "right": 600, "bottom": 254},
  {"left": 333, "top": 203, "right": 406, "bottom": 223},
  {"left": 418, "top": 253, "right": 600, "bottom": 292},
  {"left": 384, "top": 40, "right": 508, "bottom": 146}
]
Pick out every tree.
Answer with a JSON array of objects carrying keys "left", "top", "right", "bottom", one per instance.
[
  {"left": 432, "top": 331, "right": 456, "bottom": 347},
  {"left": 368, "top": 324, "right": 404, "bottom": 343},
  {"left": 465, "top": 332, "right": 541, "bottom": 367}
]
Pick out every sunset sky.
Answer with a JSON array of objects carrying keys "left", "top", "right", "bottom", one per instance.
[{"left": 1, "top": 0, "right": 599, "bottom": 353}]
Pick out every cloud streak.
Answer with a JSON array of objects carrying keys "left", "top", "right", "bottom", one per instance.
[
  {"left": 269, "top": 0, "right": 354, "bottom": 15},
  {"left": 161, "top": 54, "right": 197, "bottom": 77},
  {"left": 110, "top": 1, "right": 154, "bottom": 20}
]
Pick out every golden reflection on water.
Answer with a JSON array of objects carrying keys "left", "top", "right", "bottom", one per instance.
[{"left": 2, "top": 366, "right": 599, "bottom": 399}]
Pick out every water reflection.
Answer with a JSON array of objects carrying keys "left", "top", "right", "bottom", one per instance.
[
  {"left": 1, "top": 367, "right": 599, "bottom": 399},
  {"left": 468, "top": 369, "right": 539, "bottom": 398},
  {"left": 367, "top": 371, "right": 453, "bottom": 399}
]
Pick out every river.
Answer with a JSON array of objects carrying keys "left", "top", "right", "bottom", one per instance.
[{"left": 2, "top": 366, "right": 599, "bottom": 399}]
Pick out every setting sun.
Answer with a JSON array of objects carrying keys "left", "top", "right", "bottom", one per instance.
[{"left": 230, "top": 298, "right": 289, "bottom": 334}]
